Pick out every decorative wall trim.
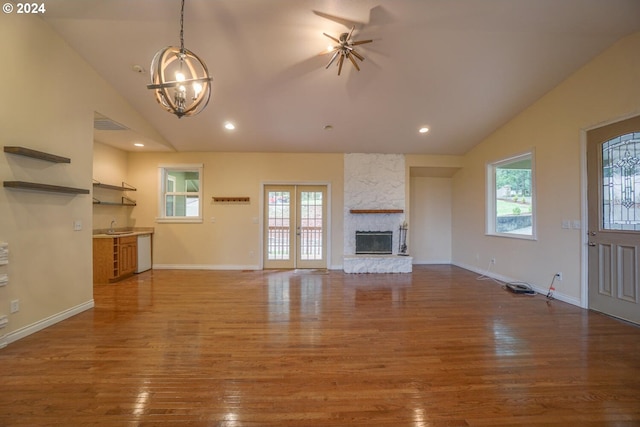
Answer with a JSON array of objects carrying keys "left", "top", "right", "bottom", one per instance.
[{"left": 2, "top": 300, "right": 94, "bottom": 348}]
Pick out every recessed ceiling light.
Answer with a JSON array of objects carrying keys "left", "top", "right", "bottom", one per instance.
[
  {"left": 134, "top": 143, "right": 144, "bottom": 147},
  {"left": 324, "top": 125, "right": 333, "bottom": 131},
  {"left": 419, "top": 127, "right": 430, "bottom": 134},
  {"left": 224, "top": 122, "right": 236, "bottom": 130}
]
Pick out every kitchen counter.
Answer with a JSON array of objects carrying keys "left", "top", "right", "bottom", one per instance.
[
  {"left": 92, "top": 227, "right": 154, "bottom": 283},
  {"left": 92, "top": 227, "right": 154, "bottom": 238}
]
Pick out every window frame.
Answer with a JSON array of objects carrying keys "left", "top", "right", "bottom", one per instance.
[
  {"left": 157, "top": 164, "right": 203, "bottom": 223},
  {"left": 486, "top": 150, "right": 536, "bottom": 240}
]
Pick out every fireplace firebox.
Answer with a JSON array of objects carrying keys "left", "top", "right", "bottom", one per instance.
[{"left": 355, "top": 231, "right": 393, "bottom": 255}]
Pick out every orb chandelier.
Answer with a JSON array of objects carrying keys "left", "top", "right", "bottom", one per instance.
[{"left": 147, "top": 0, "right": 212, "bottom": 118}]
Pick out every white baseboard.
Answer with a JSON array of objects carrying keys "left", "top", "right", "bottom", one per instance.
[
  {"left": 453, "top": 261, "right": 582, "bottom": 307},
  {"left": 153, "top": 264, "right": 260, "bottom": 271},
  {"left": 412, "top": 259, "right": 452, "bottom": 265},
  {"left": 1, "top": 300, "right": 94, "bottom": 349}
]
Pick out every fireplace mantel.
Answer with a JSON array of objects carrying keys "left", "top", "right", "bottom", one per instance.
[{"left": 350, "top": 209, "right": 404, "bottom": 214}]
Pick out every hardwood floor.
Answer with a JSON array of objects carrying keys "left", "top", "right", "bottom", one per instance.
[{"left": 1, "top": 265, "right": 639, "bottom": 426}]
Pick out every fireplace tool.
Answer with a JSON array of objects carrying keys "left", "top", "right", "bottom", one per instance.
[{"left": 398, "top": 221, "right": 408, "bottom": 256}]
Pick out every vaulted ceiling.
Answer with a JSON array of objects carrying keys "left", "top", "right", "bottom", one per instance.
[{"left": 42, "top": 0, "right": 640, "bottom": 154}]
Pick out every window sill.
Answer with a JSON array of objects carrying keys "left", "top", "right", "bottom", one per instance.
[
  {"left": 156, "top": 217, "right": 203, "bottom": 224},
  {"left": 486, "top": 232, "right": 537, "bottom": 241}
]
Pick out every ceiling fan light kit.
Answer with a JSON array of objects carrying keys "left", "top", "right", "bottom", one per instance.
[
  {"left": 147, "top": 0, "right": 212, "bottom": 118},
  {"left": 324, "top": 26, "right": 372, "bottom": 76}
]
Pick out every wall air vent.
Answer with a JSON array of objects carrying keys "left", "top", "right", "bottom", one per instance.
[{"left": 93, "top": 115, "right": 129, "bottom": 131}]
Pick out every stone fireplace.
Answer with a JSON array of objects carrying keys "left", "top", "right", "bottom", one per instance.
[{"left": 343, "top": 153, "right": 412, "bottom": 273}]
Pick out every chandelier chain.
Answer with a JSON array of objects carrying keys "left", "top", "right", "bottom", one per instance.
[{"left": 179, "top": 0, "right": 185, "bottom": 52}]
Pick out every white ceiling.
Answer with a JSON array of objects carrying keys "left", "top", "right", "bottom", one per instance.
[{"left": 42, "top": 0, "right": 640, "bottom": 154}]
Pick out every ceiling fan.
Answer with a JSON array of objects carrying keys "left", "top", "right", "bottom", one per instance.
[{"left": 323, "top": 26, "right": 373, "bottom": 76}]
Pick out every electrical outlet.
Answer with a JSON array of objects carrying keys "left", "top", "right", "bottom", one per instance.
[
  {"left": 556, "top": 272, "right": 563, "bottom": 281},
  {"left": 490, "top": 258, "right": 496, "bottom": 265},
  {"left": 10, "top": 299, "right": 19, "bottom": 313}
]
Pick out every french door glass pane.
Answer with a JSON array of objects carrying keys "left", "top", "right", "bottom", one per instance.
[
  {"left": 300, "top": 191, "right": 323, "bottom": 260},
  {"left": 267, "top": 191, "right": 290, "bottom": 260},
  {"left": 602, "top": 132, "right": 640, "bottom": 231}
]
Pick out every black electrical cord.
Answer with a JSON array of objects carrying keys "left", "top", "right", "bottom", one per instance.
[{"left": 546, "top": 274, "right": 557, "bottom": 300}]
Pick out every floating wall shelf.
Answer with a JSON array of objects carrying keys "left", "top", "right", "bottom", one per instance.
[
  {"left": 93, "top": 181, "right": 136, "bottom": 191},
  {"left": 3, "top": 146, "right": 88, "bottom": 195},
  {"left": 4, "top": 181, "right": 90, "bottom": 195},
  {"left": 92, "top": 180, "right": 137, "bottom": 205},
  {"left": 349, "top": 209, "right": 404, "bottom": 214},
  {"left": 93, "top": 196, "right": 136, "bottom": 206},
  {"left": 4, "top": 146, "right": 71, "bottom": 163}
]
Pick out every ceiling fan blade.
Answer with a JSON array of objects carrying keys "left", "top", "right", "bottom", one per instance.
[
  {"left": 351, "top": 39, "right": 373, "bottom": 46},
  {"left": 337, "top": 54, "right": 344, "bottom": 76},
  {"left": 323, "top": 32, "right": 340, "bottom": 44},
  {"left": 350, "top": 49, "right": 365, "bottom": 62},
  {"left": 320, "top": 46, "right": 337, "bottom": 56},
  {"left": 348, "top": 54, "right": 361, "bottom": 71},
  {"left": 347, "top": 26, "right": 355, "bottom": 41},
  {"left": 325, "top": 50, "right": 340, "bottom": 69}
]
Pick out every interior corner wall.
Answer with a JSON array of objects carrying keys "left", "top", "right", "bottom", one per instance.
[
  {"left": 451, "top": 31, "right": 640, "bottom": 304},
  {"left": 0, "top": 15, "right": 160, "bottom": 346}
]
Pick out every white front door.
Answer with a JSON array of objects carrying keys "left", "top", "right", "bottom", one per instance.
[
  {"left": 587, "top": 115, "right": 640, "bottom": 324},
  {"left": 263, "top": 185, "right": 327, "bottom": 269}
]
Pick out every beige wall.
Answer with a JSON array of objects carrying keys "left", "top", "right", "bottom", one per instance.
[
  {"left": 452, "top": 31, "right": 640, "bottom": 304},
  {"left": 0, "top": 15, "right": 165, "bottom": 345},
  {"left": 127, "top": 152, "right": 344, "bottom": 269},
  {"left": 405, "top": 155, "right": 462, "bottom": 264},
  {"left": 410, "top": 177, "right": 453, "bottom": 263}
]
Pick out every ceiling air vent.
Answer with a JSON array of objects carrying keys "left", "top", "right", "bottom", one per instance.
[{"left": 93, "top": 115, "right": 129, "bottom": 131}]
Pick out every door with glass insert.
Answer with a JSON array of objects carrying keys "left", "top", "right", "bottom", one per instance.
[
  {"left": 264, "top": 185, "right": 327, "bottom": 269},
  {"left": 587, "top": 115, "right": 640, "bottom": 324}
]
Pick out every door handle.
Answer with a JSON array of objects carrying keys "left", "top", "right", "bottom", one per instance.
[{"left": 588, "top": 242, "right": 596, "bottom": 247}]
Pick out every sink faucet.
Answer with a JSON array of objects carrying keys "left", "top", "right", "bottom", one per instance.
[{"left": 109, "top": 219, "right": 116, "bottom": 233}]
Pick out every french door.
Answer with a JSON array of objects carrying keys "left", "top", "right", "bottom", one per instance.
[
  {"left": 263, "top": 185, "right": 327, "bottom": 269},
  {"left": 587, "top": 115, "right": 640, "bottom": 324}
]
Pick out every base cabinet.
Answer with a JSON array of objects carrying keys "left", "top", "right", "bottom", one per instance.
[{"left": 93, "top": 236, "right": 138, "bottom": 283}]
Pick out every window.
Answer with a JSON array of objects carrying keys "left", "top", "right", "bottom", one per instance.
[
  {"left": 487, "top": 151, "right": 535, "bottom": 239},
  {"left": 602, "top": 132, "right": 640, "bottom": 231},
  {"left": 157, "top": 164, "right": 203, "bottom": 223}
]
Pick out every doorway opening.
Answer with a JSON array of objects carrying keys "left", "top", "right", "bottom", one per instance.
[{"left": 263, "top": 185, "right": 328, "bottom": 269}]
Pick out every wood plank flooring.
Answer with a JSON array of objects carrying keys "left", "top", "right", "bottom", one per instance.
[{"left": 1, "top": 265, "right": 640, "bottom": 426}]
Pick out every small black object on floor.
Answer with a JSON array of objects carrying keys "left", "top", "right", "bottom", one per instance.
[{"left": 506, "top": 282, "right": 536, "bottom": 295}]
